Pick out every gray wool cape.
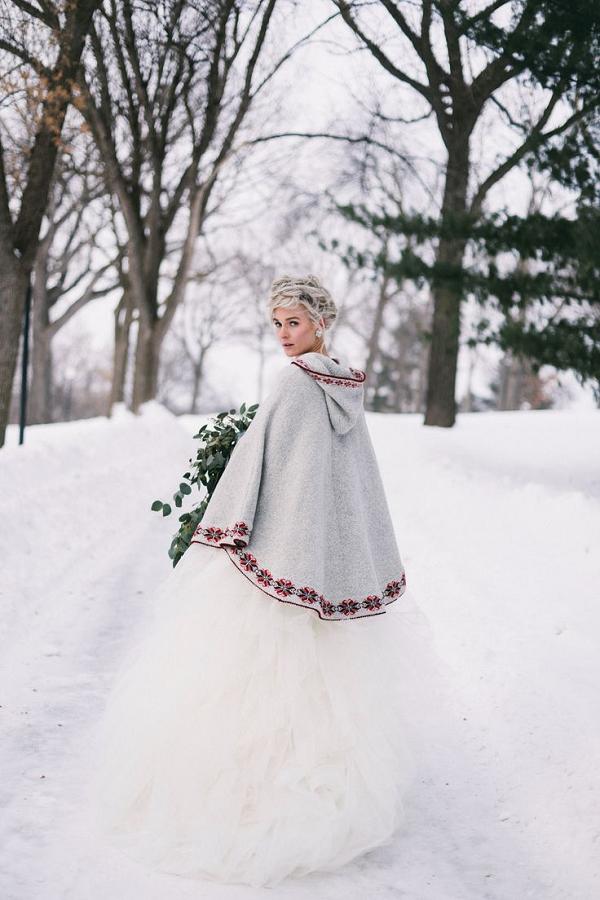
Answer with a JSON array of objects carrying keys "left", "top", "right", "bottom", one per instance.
[{"left": 190, "top": 351, "right": 407, "bottom": 621}]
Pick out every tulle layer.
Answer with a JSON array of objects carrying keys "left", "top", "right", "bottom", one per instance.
[{"left": 84, "top": 542, "right": 447, "bottom": 888}]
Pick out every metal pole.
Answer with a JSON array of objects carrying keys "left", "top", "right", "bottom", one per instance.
[{"left": 18, "top": 281, "right": 32, "bottom": 446}]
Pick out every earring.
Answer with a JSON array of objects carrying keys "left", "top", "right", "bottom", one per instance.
[{"left": 315, "top": 329, "right": 322, "bottom": 337}]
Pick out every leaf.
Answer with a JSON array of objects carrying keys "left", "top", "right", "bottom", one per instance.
[
  {"left": 162, "top": 504, "right": 172, "bottom": 516},
  {"left": 174, "top": 494, "right": 183, "bottom": 508},
  {"left": 180, "top": 482, "right": 192, "bottom": 495},
  {"left": 151, "top": 500, "right": 163, "bottom": 511}
]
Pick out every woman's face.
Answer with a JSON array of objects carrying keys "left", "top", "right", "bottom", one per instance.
[{"left": 272, "top": 304, "right": 323, "bottom": 357}]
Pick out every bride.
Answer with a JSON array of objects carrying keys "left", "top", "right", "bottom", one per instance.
[{"left": 84, "top": 273, "right": 449, "bottom": 888}]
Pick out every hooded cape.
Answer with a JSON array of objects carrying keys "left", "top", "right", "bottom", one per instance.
[{"left": 190, "top": 351, "right": 407, "bottom": 620}]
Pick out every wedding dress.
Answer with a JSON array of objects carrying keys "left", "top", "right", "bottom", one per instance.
[{"left": 83, "top": 353, "right": 450, "bottom": 888}]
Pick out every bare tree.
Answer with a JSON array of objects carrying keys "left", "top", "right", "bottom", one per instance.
[
  {"left": 332, "top": 0, "right": 600, "bottom": 426},
  {"left": 0, "top": 0, "right": 101, "bottom": 446},
  {"left": 76, "top": 0, "right": 312, "bottom": 413},
  {"left": 158, "top": 266, "right": 237, "bottom": 413},
  {"left": 29, "top": 149, "right": 118, "bottom": 422},
  {"left": 51, "top": 324, "right": 112, "bottom": 420}
]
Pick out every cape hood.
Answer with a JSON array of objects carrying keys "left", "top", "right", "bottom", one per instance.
[
  {"left": 190, "top": 350, "right": 407, "bottom": 621},
  {"left": 289, "top": 353, "right": 366, "bottom": 435}
]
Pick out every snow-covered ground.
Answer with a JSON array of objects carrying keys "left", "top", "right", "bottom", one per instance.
[{"left": 1, "top": 402, "right": 599, "bottom": 900}]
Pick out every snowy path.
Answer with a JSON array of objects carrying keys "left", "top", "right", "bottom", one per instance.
[{"left": 1, "top": 405, "right": 599, "bottom": 899}]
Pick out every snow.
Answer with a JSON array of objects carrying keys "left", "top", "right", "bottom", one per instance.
[{"left": 1, "top": 401, "right": 599, "bottom": 899}]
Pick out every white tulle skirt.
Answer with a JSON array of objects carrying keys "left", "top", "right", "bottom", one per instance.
[{"left": 83, "top": 541, "right": 448, "bottom": 888}]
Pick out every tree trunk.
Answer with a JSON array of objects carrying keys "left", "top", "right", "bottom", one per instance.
[
  {"left": 364, "top": 272, "right": 391, "bottom": 393},
  {"left": 189, "top": 349, "right": 206, "bottom": 414},
  {"left": 424, "top": 141, "right": 470, "bottom": 427},
  {"left": 498, "top": 351, "right": 529, "bottom": 410},
  {"left": 131, "top": 318, "right": 162, "bottom": 412},
  {"left": 0, "top": 263, "right": 28, "bottom": 444},
  {"left": 29, "top": 259, "right": 53, "bottom": 424},
  {"left": 497, "top": 281, "right": 530, "bottom": 410},
  {"left": 415, "top": 300, "right": 432, "bottom": 414},
  {"left": 29, "top": 322, "right": 53, "bottom": 424},
  {"left": 108, "top": 291, "right": 134, "bottom": 413}
]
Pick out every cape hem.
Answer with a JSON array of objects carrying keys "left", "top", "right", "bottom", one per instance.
[{"left": 190, "top": 524, "right": 407, "bottom": 622}]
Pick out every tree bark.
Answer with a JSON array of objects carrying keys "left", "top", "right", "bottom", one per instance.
[
  {"left": 108, "top": 291, "right": 134, "bottom": 412},
  {"left": 424, "top": 140, "right": 470, "bottom": 427},
  {"left": 29, "top": 291, "right": 53, "bottom": 424},
  {"left": 29, "top": 238, "right": 53, "bottom": 424},
  {"left": 189, "top": 349, "right": 207, "bottom": 414},
  {"left": 131, "top": 318, "right": 162, "bottom": 412},
  {"left": 0, "top": 262, "right": 29, "bottom": 438},
  {"left": 364, "top": 271, "right": 391, "bottom": 393},
  {"left": 498, "top": 351, "right": 533, "bottom": 410}
]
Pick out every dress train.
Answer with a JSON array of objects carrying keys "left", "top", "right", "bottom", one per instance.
[{"left": 83, "top": 541, "right": 448, "bottom": 887}]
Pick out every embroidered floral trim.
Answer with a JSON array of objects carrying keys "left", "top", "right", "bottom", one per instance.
[
  {"left": 194, "top": 520, "right": 250, "bottom": 548},
  {"left": 291, "top": 357, "right": 366, "bottom": 387},
  {"left": 191, "top": 520, "right": 406, "bottom": 621}
]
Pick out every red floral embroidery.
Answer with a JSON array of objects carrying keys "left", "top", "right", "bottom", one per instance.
[
  {"left": 238, "top": 549, "right": 257, "bottom": 570},
  {"left": 194, "top": 520, "right": 250, "bottom": 548},
  {"left": 295, "top": 586, "right": 322, "bottom": 605},
  {"left": 291, "top": 357, "right": 366, "bottom": 387},
  {"left": 339, "top": 599, "right": 362, "bottom": 616},
  {"left": 363, "top": 595, "right": 383, "bottom": 611},
  {"left": 255, "top": 567, "right": 272, "bottom": 587},
  {"left": 384, "top": 576, "right": 406, "bottom": 598},
  {"left": 273, "top": 578, "right": 294, "bottom": 596},
  {"left": 191, "top": 519, "right": 407, "bottom": 621},
  {"left": 203, "top": 526, "right": 225, "bottom": 542}
]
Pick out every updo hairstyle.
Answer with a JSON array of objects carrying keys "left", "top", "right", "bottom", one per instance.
[{"left": 268, "top": 274, "right": 338, "bottom": 331}]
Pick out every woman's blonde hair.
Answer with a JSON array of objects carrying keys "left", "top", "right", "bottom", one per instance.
[{"left": 268, "top": 274, "right": 338, "bottom": 331}]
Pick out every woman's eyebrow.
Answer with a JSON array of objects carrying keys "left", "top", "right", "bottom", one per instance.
[{"left": 272, "top": 315, "right": 299, "bottom": 321}]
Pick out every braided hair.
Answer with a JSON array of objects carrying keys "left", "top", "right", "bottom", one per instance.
[{"left": 268, "top": 274, "right": 338, "bottom": 332}]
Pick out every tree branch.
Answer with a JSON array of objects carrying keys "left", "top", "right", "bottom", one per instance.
[
  {"left": 470, "top": 0, "right": 537, "bottom": 110},
  {"left": 470, "top": 93, "right": 600, "bottom": 215},
  {"left": 248, "top": 10, "right": 339, "bottom": 98},
  {"left": 0, "top": 38, "right": 52, "bottom": 77},
  {"left": 11, "top": 0, "right": 100, "bottom": 265},
  {"left": 239, "top": 128, "right": 421, "bottom": 165},
  {"left": 378, "top": 0, "right": 423, "bottom": 56},
  {"left": 48, "top": 266, "right": 118, "bottom": 336},
  {"left": 11, "top": 0, "right": 59, "bottom": 30},
  {"left": 438, "top": 0, "right": 464, "bottom": 90},
  {"left": 461, "top": 1, "right": 513, "bottom": 33},
  {"left": 333, "top": 1, "right": 432, "bottom": 103}
]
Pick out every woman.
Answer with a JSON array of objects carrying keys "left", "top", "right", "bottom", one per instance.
[{"left": 84, "top": 274, "right": 447, "bottom": 888}]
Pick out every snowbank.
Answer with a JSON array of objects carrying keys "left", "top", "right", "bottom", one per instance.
[{"left": 1, "top": 404, "right": 599, "bottom": 899}]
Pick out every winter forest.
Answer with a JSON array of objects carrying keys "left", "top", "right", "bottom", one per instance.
[
  {"left": 1, "top": 2, "right": 600, "bottom": 900},
  {"left": 0, "top": 0, "right": 599, "bottom": 435}
]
